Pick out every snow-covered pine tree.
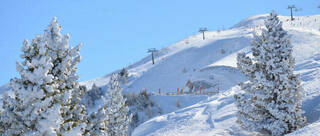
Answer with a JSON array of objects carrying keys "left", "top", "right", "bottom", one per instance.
[
  {"left": 0, "top": 34, "right": 62, "bottom": 136},
  {"left": 105, "top": 73, "right": 131, "bottom": 136},
  {"left": 118, "top": 68, "right": 129, "bottom": 84},
  {"left": 84, "top": 106, "right": 108, "bottom": 136},
  {"left": 42, "top": 17, "right": 87, "bottom": 135},
  {"left": 85, "top": 74, "right": 131, "bottom": 136},
  {"left": 0, "top": 17, "right": 88, "bottom": 136},
  {"left": 82, "top": 84, "right": 103, "bottom": 108},
  {"left": 124, "top": 89, "right": 161, "bottom": 135},
  {"left": 234, "top": 11, "right": 306, "bottom": 135}
]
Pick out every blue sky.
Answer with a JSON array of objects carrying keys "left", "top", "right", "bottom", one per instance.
[{"left": 0, "top": 0, "right": 319, "bottom": 85}]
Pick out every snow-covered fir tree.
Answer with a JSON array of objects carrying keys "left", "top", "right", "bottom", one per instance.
[
  {"left": 0, "top": 17, "right": 88, "bottom": 136},
  {"left": 105, "top": 74, "right": 131, "bottom": 135},
  {"left": 0, "top": 33, "right": 62, "bottom": 136},
  {"left": 82, "top": 84, "right": 103, "bottom": 108},
  {"left": 84, "top": 106, "right": 108, "bottom": 136},
  {"left": 124, "top": 90, "right": 162, "bottom": 135},
  {"left": 42, "top": 17, "right": 87, "bottom": 135},
  {"left": 234, "top": 11, "right": 306, "bottom": 136},
  {"left": 85, "top": 74, "right": 131, "bottom": 136},
  {"left": 59, "top": 85, "right": 87, "bottom": 136},
  {"left": 118, "top": 68, "right": 129, "bottom": 84}
]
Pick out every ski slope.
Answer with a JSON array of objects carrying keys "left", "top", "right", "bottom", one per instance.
[
  {"left": 83, "top": 28, "right": 251, "bottom": 93},
  {"left": 83, "top": 14, "right": 320, "bottom": 94},
  {"left": 2, "top": 14, "right": 320, "bottom": 135},
  {"left": 132, "top": 60, "right": 320, "bottom": 136},
  {"left": 131, "top": 14, "right": 320, "bottom": 136},
  {"left": 132, "top": 86, "right": 254, "bottom": 136}
]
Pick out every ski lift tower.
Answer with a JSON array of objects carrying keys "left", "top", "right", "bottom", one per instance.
[
  {"left": 148, "top": 48, "right": 158, "bottom": 65},
  {"left": 287, "top": 5, "right": 297, "bottom": 21},
  {"left": 199, "top": 27, "right": 208, "bottom": 40}
]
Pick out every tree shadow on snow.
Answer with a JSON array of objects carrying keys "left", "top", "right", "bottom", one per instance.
[{"left": 302, "top": 94, "right": 320, "bottom": 123}]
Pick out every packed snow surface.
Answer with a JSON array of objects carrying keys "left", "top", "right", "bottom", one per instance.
[{"left": 131, "top": 15, "right": 320, "bottom": 136}]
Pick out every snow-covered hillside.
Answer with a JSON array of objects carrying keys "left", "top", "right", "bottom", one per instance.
[
  {"left": 132, "top": 86, "right": 253, "bottom": 136},
  {"left": 83, "top": 28, "right": 251, "bottom": 93},
  {"left": 132, "top": 57, "right": 320, "bottom": 135},
  {"left": 130, "top": 14, "right": 320, "bottom": 136},
  {"left": 83, "top": 14, "right": 320, "bottom": 94},
  {"left": 132, "top": 51, "right": 320, "bottom": 135},
  {"left": 2, "top": 14, "right": 320, "bottom": 135}
]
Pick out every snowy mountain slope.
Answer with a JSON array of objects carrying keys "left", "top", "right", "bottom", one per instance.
[
  {"left": 132, "top": 51, "right": 320, "bottom": 136},
  {"left": 82, "top": 14, "right": 320, "bottom": 94},
  {"left": 130, "top": 15, "right": 320, "bottom": 136},
  {"left": 233, "top": 14, "right": 320, "bottom": 31},
  {"left": 151, "top": 95, "right": 212, "bottom": 115},
  {"left": 132, "top": 86, "right": 255, "bottom": 136},
  {"left": 83, "top": 29, "right": 252, "bottom": 93}
]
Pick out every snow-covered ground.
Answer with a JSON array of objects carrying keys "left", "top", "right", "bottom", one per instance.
[
  {"left": 132, "top": 86, "right": 257, "bottom": 136},
  {"left": 2, "top": 14, "right": 320, "bottom": 135},
  {"left": 287, "top": 121, "right": 320, "bottom": 136},
  {"left": 130, "top": 15, "right": 320, "bottom": 136},
  {"left": 132, "top": 60, "right": 320, "bottom": 135}
]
